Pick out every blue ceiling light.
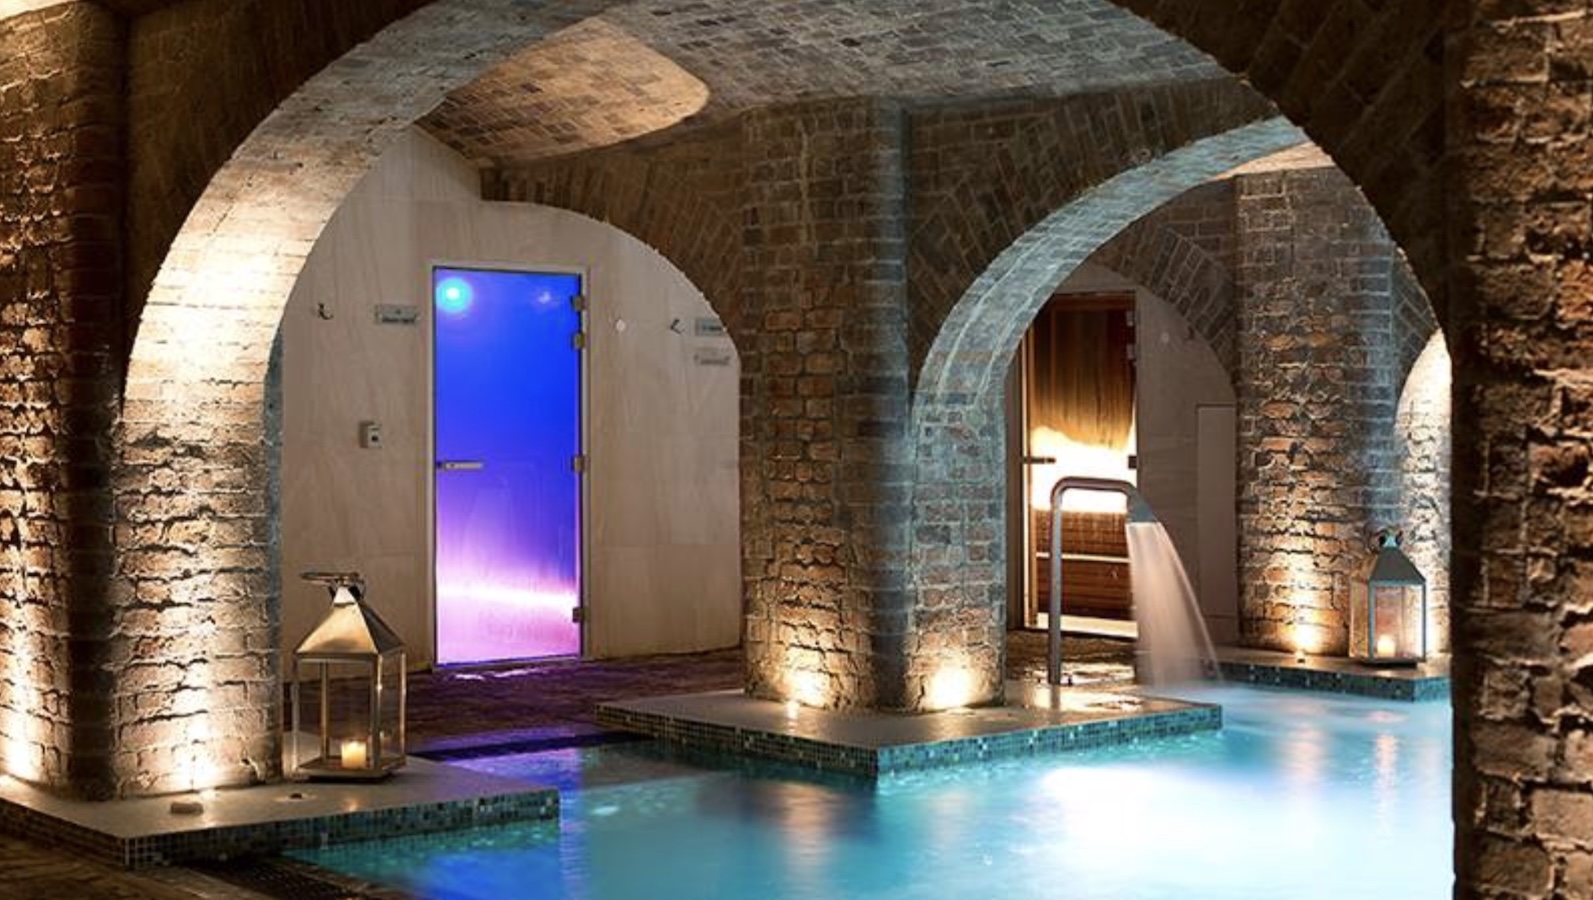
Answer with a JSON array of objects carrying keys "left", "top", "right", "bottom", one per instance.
[{"left": 435, "top": 276, "right": 474, "bottom": 315}]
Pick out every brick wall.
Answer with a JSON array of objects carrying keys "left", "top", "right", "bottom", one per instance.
[
  {"left": 123, "top": 0, "right": 433, "bottom": 351},
  {"left": 486, "top": 121, "right": 746, "bottom": 332},
  {"left": 906, "top": 80, "right": 1274, "bottom": 382},
  {"left": 1450, "top": 3, "right": 1593, "bottom": 895},
  {"left": 1234, "top": 166, "right": 1401, "bottom": 655},
  {"left": 1089, "top": 180, "right": 1241, "bottom": 374},
  {"left": 735, "top": 99, "right": 914, "bottom": 710},
  {"left": 0, "top": 3, "right": 123, "bottom": 798},
  {"left": 1107, "top": 0, "right": 1448, "bottom": 306}
]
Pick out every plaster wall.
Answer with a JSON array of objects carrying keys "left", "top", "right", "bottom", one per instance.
[{"left": 278, "top": 128, "right": 740, "bottom": 670}]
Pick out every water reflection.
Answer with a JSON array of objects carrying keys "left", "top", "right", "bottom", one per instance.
[{"left": 299, "top": 689, "right": 1453, "bottom": 900}]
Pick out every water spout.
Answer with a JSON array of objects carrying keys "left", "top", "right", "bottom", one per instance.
[
  {"left": 1047, "top": 477, "right": 1146, "bottom": 686},
  {"left": 1045, "top": 477, "right": 1217, "bottom": 687}
]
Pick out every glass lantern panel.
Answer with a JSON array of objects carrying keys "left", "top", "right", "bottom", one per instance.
[
  {"left": 375, "top": 656, "right": 405, "bottom": 765},
  {"left": 311, "top": 660, "right": 379, "bottom": 770},
  {"left": 1372, "top": 585, "right": 1422, "bottom": 659}
]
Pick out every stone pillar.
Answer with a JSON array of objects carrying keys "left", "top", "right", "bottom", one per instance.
[
  {"left": 1450, "top": 3, "right": 1593, "bottom": 894},
  {"left": 739, "top": 99, "right": 914, "bottom": 710},
  {"left": 1235, "top": 167, "right": 1401, "bottom": 655},
  {"left": 0, "top": 3, "right": 124, "bottom": 798}
]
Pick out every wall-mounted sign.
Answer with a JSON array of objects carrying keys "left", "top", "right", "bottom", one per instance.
[
  {"left": 694, "top": 317, "right": 727, "bottom": 338},
  {"left": 693, "top": 347, "right": 734, "bottom": 367},
  {"left": 375, "top": 304, "right": 420, "bottom": 325}
]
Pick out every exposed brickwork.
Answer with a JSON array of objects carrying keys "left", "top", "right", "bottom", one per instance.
[
  {"left": 1088, "top": 179, "right": 1242, "bottom": 373},
  {"left": 486, "top": 120, "right": 745, "bottom": 331},
  {"left": 1397, "top": 333, "right": 1452, "bottom": 657},
  {"left": 0, "top": 3, "right": 123, "bottom": 797},
  {"left": 113, "top": 0, "right": 616, "bottom": 797},
  {"left": 422, "top": 0, "right": 1225, "bottom": 170},
  {"left": 908, "top": 118, "right": 1307, "bottom": 708},
  {"left": 905, "top": 80, "right": 1275, "bottom": 380},
  {"left": 1234, "top": 167, "right": 1401, "bottom": 655},
  {"left": 123, "top": 0, "right": 484, "bottom": 352},
  {"left": 422, "top": 18, "right": 709, "bottom": 167},
  {"left": 1108, "top": 0, "right": 1448, "bottom": 310},
  {"left": 1449, "top": 3, "right": 1593, "bottom": 895},
  {"left": 734, "top": 99, "right": 913, "bottom": 710}
]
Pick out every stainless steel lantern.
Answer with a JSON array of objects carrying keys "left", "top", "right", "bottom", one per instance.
[
  {"left": 1353, "top": 528, "right": 1428, "bottom": 665},
  {"left": 291, "top": 571, "right": 407, "bottom": 780}
]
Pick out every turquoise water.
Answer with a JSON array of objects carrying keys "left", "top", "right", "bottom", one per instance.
[{"left": 298, "top": 687, "right": 1452, "bottom": 899}]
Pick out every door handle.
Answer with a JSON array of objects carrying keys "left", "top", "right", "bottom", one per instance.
[{"left": 436, "top": 460, "right": 485, "bottom": 471}]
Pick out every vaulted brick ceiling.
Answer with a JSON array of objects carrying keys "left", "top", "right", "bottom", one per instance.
[{"left": 419, "top": 0, "right": 1231, "bottom": 168}]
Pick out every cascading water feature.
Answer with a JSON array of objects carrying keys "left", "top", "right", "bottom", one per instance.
[
  {"left": 1125, "top": 520, "right": 1220, "bottom": 686},
  {"left": 1047, "top": 477, "right": 1218, "bottom": 687}
]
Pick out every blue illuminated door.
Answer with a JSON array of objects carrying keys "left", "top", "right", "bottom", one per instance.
[{"left": 433, "top": 267, "right": 583, "bottom": 664}]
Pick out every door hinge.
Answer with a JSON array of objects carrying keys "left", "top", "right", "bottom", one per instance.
[
  {"left": 571, "top": 454, "right": 587, "bottom": 474},
  {"left": 1126, "top": 344, "right": 1137, "bottom": 362},
  {"left": 571, "top": 606, "right": 586, "bottom": 624},
  {"left": 572, "top": 331, "right": 587, "bottom": 350},
  {"left": 571, "top": 294, "right": 587, "bottom": 312}
]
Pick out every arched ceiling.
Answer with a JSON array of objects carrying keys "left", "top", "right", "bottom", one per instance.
[{"left": 418, "top": 0, "right": 1231, "bottom": 167}]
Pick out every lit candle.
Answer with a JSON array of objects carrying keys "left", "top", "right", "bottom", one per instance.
[
  {"left": 341, "top": 739, "right": 368, "bottom": 770},
  {"left": 1375, "top": 634, "right": 1397, "bottom": 658}
]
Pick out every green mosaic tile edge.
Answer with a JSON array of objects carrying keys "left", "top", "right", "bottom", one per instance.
[
  {"left": 1217, "top": 660, "right": 1450, "bottom": 702},
  {"left": 595, "top": 702, "right": 1222, "bottom": 778},
  {"left": 0, "top": 787, "right": 558, "bottom": 870}
]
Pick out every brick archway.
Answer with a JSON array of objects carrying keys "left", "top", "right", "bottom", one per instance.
[
  {"left": 903, "top": 117, "right": 1305, "bottom": 708},
  {"left": 111, "top": 0, "right": 614, "bottom": 799}
]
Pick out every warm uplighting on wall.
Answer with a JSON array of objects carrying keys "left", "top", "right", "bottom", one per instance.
[
  {"left": 787, "top": 667, "right": 831, "bottom": 709},
  {"left": 1286, "top": 554, "right": 1333, "bottom": 655},
  {"left": 925, "top": 664, "right": 977, "bottom": 711},
  {"left": 0, "top": 1, "right": 70, "bottom": 19},
  {"left": 1, "top": 639, "right": 41, "bottom": 782},
  {"left": 1027, "top": 426, "right": 1136, "bottom": 513}
]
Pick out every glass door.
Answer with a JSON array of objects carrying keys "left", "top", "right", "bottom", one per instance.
[{"left": 433, "top": 266, "right": 584, "bottom": 664}]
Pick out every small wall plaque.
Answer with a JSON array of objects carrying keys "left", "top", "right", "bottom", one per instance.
[
  {"left": 375, "top": 304, "right": 420, "bottom": 325},
  {"left": 694, "top": 317, "right": 727, "bottom": 338},
  {"left": 693, "top": 347, "right": 734, "bottom": 367}
]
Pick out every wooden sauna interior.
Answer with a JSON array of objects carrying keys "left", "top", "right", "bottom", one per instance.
[{"left": 1016, "top": 291, "right": 1137, "bottom": 625}]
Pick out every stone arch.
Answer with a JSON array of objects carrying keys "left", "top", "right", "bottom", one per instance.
[
  {"left": 1103, "top": 0, "right": 1447, "bottom": 306},
  {"left": 904, "top": 80, "right": 1274, "bottom": 378},
  {"left": 111, "top": 0, "right": 621, "bottom": 798},
  {"left": 1085, "top": 182, "right": 1243, "bottom": 377},
  {"left": 904, "top": 117, "right": 1305, "bottom": 708}
]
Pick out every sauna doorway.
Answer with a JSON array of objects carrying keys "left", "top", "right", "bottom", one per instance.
[{"left": 1012, "top": 291, "right": 1137, "bottom": 633}]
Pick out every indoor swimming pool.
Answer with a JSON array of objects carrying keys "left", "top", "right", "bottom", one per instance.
[{"left": 297, "top": 687, "right": 1452, "bottom": 899}]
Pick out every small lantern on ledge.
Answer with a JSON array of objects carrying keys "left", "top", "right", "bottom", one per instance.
[
  {"left": 1352, "top": 528, "right": 1428, "bottom": 666},
  {"left": 291, "top": 571, "right": 407, "bottom": 780}
]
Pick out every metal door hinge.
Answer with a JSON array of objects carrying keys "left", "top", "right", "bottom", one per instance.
[
  {"left": 571, "top": 606, "right": 586, "bottom": 624},
  {"left": 572, "top": 331, "right": 587, "bottom": 350},
  {"left": 571, "top": 294, "right": 587, "bottom": 312},
  {"left": 571, "top": 454, "right": 587, "bottom": 474}
]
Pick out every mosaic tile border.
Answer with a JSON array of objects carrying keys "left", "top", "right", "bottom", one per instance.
[
  {"left": 1217, "top": 659, "right": 1450, "bottom": 702},
  {"left": 0, "top": 786, "right": 558, "bottom": 870},
  {"left": 596, "top": 702, "right": 1221, "bottom": 778}
]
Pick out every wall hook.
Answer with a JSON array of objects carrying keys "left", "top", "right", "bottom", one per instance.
[{"left": 316, "top": 302, "right": 334, "bottom": 321}]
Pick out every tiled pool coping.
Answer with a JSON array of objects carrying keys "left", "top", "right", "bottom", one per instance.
[
  {"left": 597, "top": 682, "right": 1221, "bottom": 778},
  {"left": 0, "top": 742, "right": 557, "bottom": 869},
  {"left": 1215, "top": 647, "right": 1450, "bottom": 701}
]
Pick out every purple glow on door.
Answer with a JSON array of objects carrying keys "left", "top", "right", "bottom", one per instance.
[{"left": 434, "top": 267, "right": 582, "bottom": 664}]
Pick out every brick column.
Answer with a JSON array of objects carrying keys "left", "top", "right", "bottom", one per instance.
[
  {"left": 1235, "top": 167, "right": 1402, "bottom": 655},
  {"left": 739, "top": 99, "right": 914, "bottom": 710},
  {"left": 1450, "top": 3, "right": 1593, "bottom": 894},
  {"left": 0, "top": 3, "right": 123, "bottom": 798}
]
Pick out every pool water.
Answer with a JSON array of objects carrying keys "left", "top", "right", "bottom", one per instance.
[{"left": 297, "top": 687, "right": 1452, "bottom": 899}]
